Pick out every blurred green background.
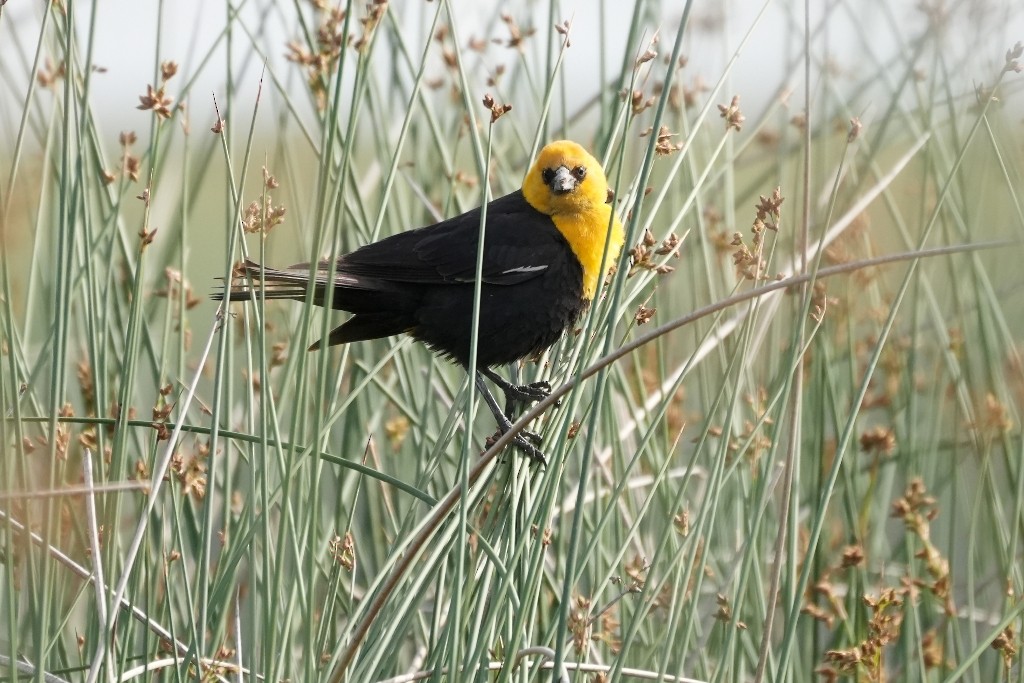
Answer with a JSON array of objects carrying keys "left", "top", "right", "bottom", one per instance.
[{"left": 2, "top": 1, "right": 1024, "bottom": 682}]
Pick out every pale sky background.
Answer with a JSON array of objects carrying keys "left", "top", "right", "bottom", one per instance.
[{"left": 2, "top": 0, "right": 1021, "bottom": 144}]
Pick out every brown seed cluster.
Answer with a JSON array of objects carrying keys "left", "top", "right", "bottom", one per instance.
[
  {"left": 705, "top": 412, "right": 774, "bottom": 469},
  {"left": 529, "top": 524, "right": 553, "bottom": 546},
  {"left": 353, "top": 0, "right": 388, "bottom": 52},
  {"left": 241, "top": 167, "right": 286, "bottom": 235},
  {"left": 495, "top": 13, "right": 536, "bottom": 51},
  {"left": 977, "top": 391, "right": 1013, "bottom": 435},
  {"left": 635, "top": 48, "right": 658, "bottom": 68},
  {"left": 553, "top": 19, "right": 572, "bottom": 47},
  {"left": 713, "top": 593, "right": 747, "bottom": 630},
  {"left": 992, "top": 625, "right": 1019, "bottom": 670},
  {"left": 634, "top": 304, "right": 656, "bottom": 325},
  {"left": 481, "top": 93, "right": 512, "bottom": 124},
  {"left": 730, "top": 187, "right": 784, "bottom": 281},
  {"left": 209, "top": 92, "right": 226, "bottom": 135},
  {"left": 595, "top": 610, "right": 623, "bottom": 655},
  {"left": 166, "top": 441, "right": 210, "bottom": 500},
  {"left": 285, "top": 2, "right": 387, "bottom": 109},
  {"left": 151, "top": 398, "right": 174, "bottom": 442},
  {"left": 137, "top": 61, "right": 178, "bottom": 120},
  {"left": 859, "top": 425, "right": 896, "bottom": 456},
  {"left": 809, "top": 281, "right": 838, "bottom": 323},
  {"left": 639, "top": 125, "right": 683, "bottom": 156},
  {"left": 820, "top": 588, "right": 905, "bottom": 681},
  {"left": 808, "top": 477, "right": 963, "bottom": 680},
  {"left": 285, "top": 6, "right": 345, "bottom": 110},
  {"left": 154, "top": 266, "right": 202, "bottom": 307},
  {"left": 840, "top": 545, "right": 865, "bottom": 569},
  {"left": 1003, "top": 40, "right": 1023, "bottom": 74},
  {"left": 717, "top": 95, "right": 745, "bottom": 132},
  {"left": 36, "top": 58, "right": 66, "bottom": 88},
  {"left": 673, "top": 507, "right": 690, "bottom": 537},
  {"left": 629, "top": 227, "right": 681, "bottom": 278},
  {"left": 76, "top": 360, "right": 96, "bottom": 412},
  {"left": 920, "top": 629, "right": 947, "bottom": 670},
  {"left": 634, "top": 33, "right": 659, "bottom": 69},
  {"left": 567, "top": 594, "right": 592, "bottom": 656},
  {"left": 624, "top": 88, "right": 656, "bottom": 116},
  {"left": 622, "top": 554, "right": 649, "bottom": 594},
  {"left": 890, "top": 478, "right": 955, "bottom": 616},
  {"left": 120, "top": 131, "right": 141, "bottom": 183},
  {"left": 329, "top": 532, "right": 355, "bottom": 572},
  {"left": 847, "top": 116, "right": 863, "bottom": 143}
]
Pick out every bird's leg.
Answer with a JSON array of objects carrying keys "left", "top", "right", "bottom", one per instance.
[
  {"left": 501, "top": 363, "right": 523, "bottom": 421},
  {"left": 479, "top": 367, "right": 549, "bottom": 448},
  {"left": 474, "top": 373, "right": 546, "bottom": 464},
  {"left": 480, "top": 367, "right": 552, "bottom": 420}
]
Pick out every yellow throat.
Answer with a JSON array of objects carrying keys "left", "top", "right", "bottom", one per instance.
[{"left": 521, "top": 140, "right": 625, "bottom": 300}]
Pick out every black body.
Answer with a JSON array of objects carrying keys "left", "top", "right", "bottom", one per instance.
[{"left": 222, "top": 190, "right": 586, "bottom": 369}]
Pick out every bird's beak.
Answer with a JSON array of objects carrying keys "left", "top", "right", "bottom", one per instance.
[{"left": 548, "top": 166, "right": 576, "bottom": 195}]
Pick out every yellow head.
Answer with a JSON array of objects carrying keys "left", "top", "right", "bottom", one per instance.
[
  {"left": 521, "top": 140, "right": 624, "bottom": 300},
  {"left": 522, "top": 140, "right": 610, "bottom": 216}
]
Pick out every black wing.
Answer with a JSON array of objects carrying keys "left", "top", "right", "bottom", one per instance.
[{"left": 331, "top": 190, "right": 566, "bottom": 286}]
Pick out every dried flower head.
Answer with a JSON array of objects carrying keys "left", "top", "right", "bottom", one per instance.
[
  {"left": 482, "top": 93, "right": 512, "bottom": 123},
  {"left": 859, "top": 426, "right": 896, "bottom": 455},
  {"left": 652, "top": 125, "right": 683, "bottom": 156},
  {"left": 567, "top": 594, "right": 592, "bottom": 656},
  {"left": 160, "top": 60, "right": 179, "bottom": 82},
  {"left": 1004, "top": 40, "right": 1022, "bottom": 73},
  {"left": 635, "top": 43, "right": 658, "bottom": 68},
  {"left": 624, "top": 89, "right": 655, "bottom": 115},
  {"left": 634, "top": 304, "right": 656, "bottom": 325},
  {"left": 718, "top": 95, "right": 745, "bottom": 131},
  {"left": 138, "top": 83, "right": 174, "bottom": 119},
  {"left": 37, "top": 58, "right": 66, "bottom": 88},
  {"left": 496, "top": 13, "right": 536, "bottom": 50},
  {"left": 992, "top": 625, "right": 1018, "bottom": 668},
  {"left": 847, "top": 116, "right": 863, "bottom": 142},
  {"left": 329, "top": 532, "right": 356, "bottom": 572},
  {"left": 554, "top": 19, "right": 572, "bottom": 47}
]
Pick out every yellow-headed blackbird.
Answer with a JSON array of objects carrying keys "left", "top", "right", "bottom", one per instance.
[{"left": 216, "top": 140, "right": 624, "bottom": 462}]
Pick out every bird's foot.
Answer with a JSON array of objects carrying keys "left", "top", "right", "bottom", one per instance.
[
  {"left": 501, "top": 380, "right": 562, "bottom": 422},
  {"left": 489, "top": 426, "right": 543, "bottom": 446},
  {"left": 476, "top": 370, "right": 547, "bottom": 465},
  {"left": 502, "top": 380, "right": 552, "bottom": 404},
  {"left": 486, "top": 430, "right": 547, "bottom": 466},
  {"left": 485, "top": 414, "right": 546, "bottom": 465},
  {"left": 482, "top": 369, "right": 557, "bottom": 407}
]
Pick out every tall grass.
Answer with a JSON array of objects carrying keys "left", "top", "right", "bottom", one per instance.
[{"left": 1, "top": 0, "right": 1023, "bottom": 681}]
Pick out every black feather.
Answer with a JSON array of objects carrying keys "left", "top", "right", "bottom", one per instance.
[{"left": 218, "top": 190, "right": 585, "bottom": 368}]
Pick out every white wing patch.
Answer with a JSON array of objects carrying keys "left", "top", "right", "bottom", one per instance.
[{"left": 501, "top": 265, "right": 548, "bottom": 275}]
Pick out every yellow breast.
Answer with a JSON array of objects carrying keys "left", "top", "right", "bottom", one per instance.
[
  {"left": 520, "top": 140, "right": 625, "bottom": 300},
  {"left": 552, "top": 204, "right": 624, "bottom": 300}
]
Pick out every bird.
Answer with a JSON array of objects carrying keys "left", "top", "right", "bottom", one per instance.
[{"left": 215, "top": 140, "right": 624, "bottom": 463}]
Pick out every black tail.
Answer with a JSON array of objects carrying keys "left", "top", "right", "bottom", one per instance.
[
  {"left": 309, "top": 314, "right": 414, "bottom": 350},
  {"left": 213, "top": 259, "right": 417, "bottom": 349},
  {"left": 212, "top": 258, "right": 333, "bottom": 303}
]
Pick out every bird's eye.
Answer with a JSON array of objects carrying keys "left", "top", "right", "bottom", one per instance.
[
  {"left": 572, "top": 166, "right": 587, "bottom": 181},
  {"left": 541, "top": 168, "right": 555, "bottom": 184}
]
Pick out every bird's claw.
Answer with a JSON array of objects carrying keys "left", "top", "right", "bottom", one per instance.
[
  {"left": 486, "top": 428, "right": 547, "bottom": 465},
  {"left": 503, "top": 380, "right": 551, "bottom": 404},
  {"left": 478, "top": 370, "right": 549, "bottom": 465},
  {"left": 514, "top": 437, "right": 547, "bottom": 465},
  {"left": 521, "top": 428, "right": 544, "bottom": 446}
]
